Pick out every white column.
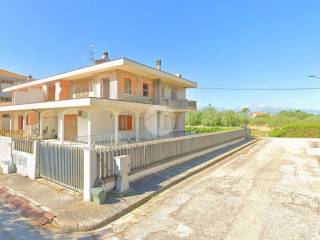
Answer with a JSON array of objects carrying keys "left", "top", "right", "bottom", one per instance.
[
  {"left": 39, "top": 112, "right": 44, "bottom": 140},
  {"left": 87, "top": 110, "right": 92, "bottom": 147},
  {"left": 42, "top": 85, "right": 48, "bottom": 101},
  {"left": 157, "top": 111, "right": 161, "bottom": 137},
  {"left": 9, "top": 113, "right": 13, "bottom": 131},
  {"left": 114, "top": 111, "right": 119, "bottom": 144},
  {"left": 135, "top": 112, "right": 140, "bottom": 142},
  {"left": 55, "top": 82, "right": 61, "bottom": 101},
  {"left": 58, "top": 111, "right": 64, "bottom": 144},
  {"left": 22, "top": 112, "right": 27, "bottom": 131},
  {"left": 83, "top": 148, "right": 97, "bottom": 202}
]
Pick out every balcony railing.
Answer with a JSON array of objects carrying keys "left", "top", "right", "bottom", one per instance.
[{"left": 161, "top": 99, "right": 197, "bottom": 110}]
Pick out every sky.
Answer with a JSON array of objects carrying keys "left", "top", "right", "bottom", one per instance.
[{"left": 1, "top": 0, "right": 320, "bottom": 110}]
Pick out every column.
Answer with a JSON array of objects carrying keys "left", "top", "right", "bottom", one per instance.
[
  {"left": 55, "top": 82, "right": 61, "bottom": 101},
  {"left": 156, "top": 111, "right": 161, "bottom": 137},
  {"left": 9, "top": 113, "right": 13, "bottom": 131},
  {"left": 135, "top": 112, "right": 140, "bottom": 142},
  {"left": 83, "top": 148, "right": 97, "bottom": 201},
  {"left": 39, "top": 112, "right": 44, "bottom": 140},
  {"left": 22, "top": 112, "right": 27, "bottom": 131},
  {"left": 114, "top": 111, "right": 119, "bottom": 144},
  {"left": 87, "top": 110, "right": 93, "bottom": 147},
  {"left": 58, "top": 111, "right": 64, "bottom": 144},
  {"left": 42, "top": 85, "right": 48, "bottom": 101}
]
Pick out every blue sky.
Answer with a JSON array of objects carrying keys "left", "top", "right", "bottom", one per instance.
[{"left": 1, "top": 0, "right": 320, "bottom": 110}]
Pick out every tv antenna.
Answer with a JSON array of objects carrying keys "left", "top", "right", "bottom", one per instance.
[{"left": 89, "top": 44, "right": 96, "bottom": 64}]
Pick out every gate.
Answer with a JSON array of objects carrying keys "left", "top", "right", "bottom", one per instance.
[{"left": 39, "top": 143, "right": 84, "bottom": 192}]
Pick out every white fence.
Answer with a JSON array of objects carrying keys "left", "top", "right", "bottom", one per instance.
[
  {"left": 96, "top": 129, "right": 246, "bottom": 179},
  {"left": 0, "top": 129, "right": 249, "bottom": 202},
  {"left": 39, "top": 143, "right": 84, "bottom": 192}
]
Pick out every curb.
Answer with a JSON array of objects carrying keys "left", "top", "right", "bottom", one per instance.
[{"left": 74, "top": 138, "right": 260, "bottom": 233}]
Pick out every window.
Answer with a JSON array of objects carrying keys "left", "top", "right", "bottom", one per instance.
[
  {"left": 124, "top": 79, "right": 132, "bottom": 94},
  {"left": 171, "top": 88, "right": 177, "bottom": 100},
  {"left": 143, "top": 83, "right": 149, "bottom": 97},
  {"left": 118, "top": 115, "right": 132, "bottom": 131}
]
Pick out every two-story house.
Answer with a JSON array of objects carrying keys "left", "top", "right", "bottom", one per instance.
[
  {"left": 0, "top": 69, "right": 27, "bottom": 130},
  {"left": 0, "top": 55, "right": 197, "bottom": 145}
]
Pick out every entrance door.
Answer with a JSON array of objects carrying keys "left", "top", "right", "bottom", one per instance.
[
  {"left": 18, "top": 115, "right": 23, "bottom": 130},
  {"left": 102, "top": 78, "right": 109, "bottom": 99},
  {"left": 64, "top": 114, "right": 78, "bottom": 141}
]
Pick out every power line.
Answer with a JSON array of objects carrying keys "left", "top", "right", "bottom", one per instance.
[
  {"left": 195, "top": 87, "right": 320, "bottom": 91},
  {"left": 214, "top": 74, "right": 309, "bottom": 87}
]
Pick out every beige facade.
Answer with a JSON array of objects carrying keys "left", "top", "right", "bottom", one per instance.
[{"left": 0, "top": 58, "right": 197, "bottom": 145}]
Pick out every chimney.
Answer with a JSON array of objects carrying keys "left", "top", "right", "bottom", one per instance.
[
  {"left": 95, "top": 51, "right": 109, "bottom": 64},
  {"left": 175, "top": 73, "right": 182, "bottom": 78},
  {"left": 101, "top": 51, "right": 109, "bottom": 61},
  {"left": 26, "top": 75, "right": 33, "bottom": 81},
  {"left": 156, "top": 59, "right": 161, "bottom": 70}
]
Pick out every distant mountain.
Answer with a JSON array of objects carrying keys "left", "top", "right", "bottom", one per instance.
[{"left": 245, "top": 105, "right": 320, "bottom": 115}]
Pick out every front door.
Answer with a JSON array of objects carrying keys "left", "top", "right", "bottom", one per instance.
[
  {"left": 18, "top": 115, "right": 23, "bottom": 130},
  {"left": 64, "top": 114, "right": 78, "bottom": 141},
  {"left": 102, "top": 78, "right": 109, "bottom": 99}
]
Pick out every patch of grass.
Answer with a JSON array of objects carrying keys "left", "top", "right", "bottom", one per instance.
[{"left": 269, "top": 122, "right": 320, "bottom": 138}]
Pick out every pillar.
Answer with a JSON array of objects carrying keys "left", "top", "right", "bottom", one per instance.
[
  {"left": 42, "top": 85, "right": 48, "bottom": 101},
  {"left": 135, "top": 112, "right": 140, "bottom": 142},
  {"left": 87, "top": 110, "right": 93, "bottom": 147},
  {"left": 39, "top": 112, "right": 44, "bottom": 140},
  {"left": 83, "top": 148, "right": 97, "bottom": 201},
  {"left": 9, "top": 113, "right": 13, "bottom": 131},
  {"left": 55, "top": 82, "right": 61, "bottom": 101},
  {"left": 156, "top": 111, "right": 161, "bottom": 137},
  {"left": 58, "top": 111, "right": 64, "bottom": 144},
  {"left": 22, "top": 112, "right": 27, "bottom": 131},
  {"left": 114, "top": 111, "right": 119, "bottom": 144}
]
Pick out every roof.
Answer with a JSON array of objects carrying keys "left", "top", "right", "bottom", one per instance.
[
  {"left": 0, "top": 69, "right": 27, "bottom": 81},
  {"left": 3, "top": 58, "right": 197, "bottom": 92}
]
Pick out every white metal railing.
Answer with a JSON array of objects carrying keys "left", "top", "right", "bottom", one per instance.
[
  {"left": 13, "top": 138, "right": 34, "bottom": 154},
  {"left": 96, "top": 129, "right": 246, "bottom": 179}
]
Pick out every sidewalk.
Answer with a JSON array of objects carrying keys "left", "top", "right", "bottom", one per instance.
[{"left": 0, "top": 139, "right": 257, "bottom": 232}]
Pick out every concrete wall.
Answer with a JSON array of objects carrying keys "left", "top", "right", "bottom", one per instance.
[
  {"left": 12, "top": 150, "right": 37, "bottom": 179},
  {"left": 14, "top": 88, "right": 45, "bottom": 104},
  {"left": 91, "top": 109, "right": 114, "bottom": 136}
]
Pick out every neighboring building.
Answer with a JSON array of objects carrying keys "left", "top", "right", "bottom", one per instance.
[
  {"left": 250, "top": 112, "right": 268, "bottom": 118},
  {"left": 0, "top": 69, "right": 27, "bottom": 130},
  {"left": 0, "top": 55, "right": 197, "bottom": 144}
]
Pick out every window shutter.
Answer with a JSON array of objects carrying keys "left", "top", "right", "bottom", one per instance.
[
  {"left": 118, "top": 115, "right": 123, "bottom": 130},
  {"left": 127, "top": 115, "right": 132, "bottom": 130}
]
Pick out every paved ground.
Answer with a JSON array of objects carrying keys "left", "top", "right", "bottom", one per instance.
[
  {"left": 0, "top": 140, "right": 250, "bottom": 232},
  {"left": 0, "top": 199, "right": 83, "bottom": 240},
  {"left": 92, "top": 138, "right": 320, "bottom": 239},
  {"left": 2, "top": 138, "right": 320, "bottom": 239}
]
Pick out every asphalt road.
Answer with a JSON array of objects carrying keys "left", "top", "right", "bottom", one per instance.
[
  {"left": 94, "top": 138, "right": 320, "bottom": 240},
  {"left": 2, "top": 138, "right": 320, "bottom": 240}
]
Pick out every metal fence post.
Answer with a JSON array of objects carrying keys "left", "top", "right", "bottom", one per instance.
[{"left": 83, "top": 147, "right": 97, "bottom": 202}]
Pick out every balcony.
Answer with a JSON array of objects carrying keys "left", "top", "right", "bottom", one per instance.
[{"left": 161, "top": 99, "right": 197, "bottom": 110}]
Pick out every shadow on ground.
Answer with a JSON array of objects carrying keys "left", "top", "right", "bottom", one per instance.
[{"left": 108, "top": 139, "right": 253, "bottom": 201}]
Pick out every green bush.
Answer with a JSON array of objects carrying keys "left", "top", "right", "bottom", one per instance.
[
  {"left": 269, "top": 122, "right": 320, "bottom": 138},
  {"left": 185, "top": 126, "right": 239, "bottom": 133}
]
